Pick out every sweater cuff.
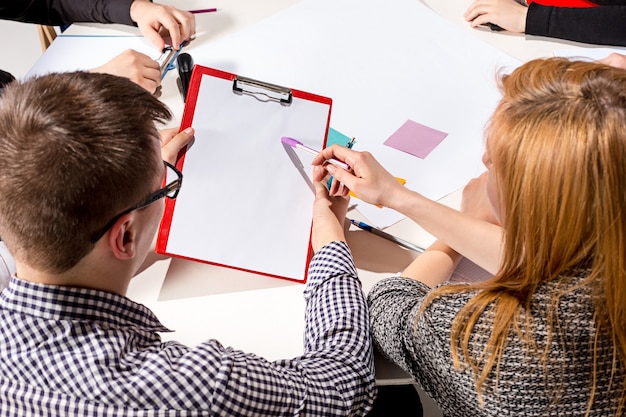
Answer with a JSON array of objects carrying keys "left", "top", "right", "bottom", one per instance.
[
  {"left": 524, "top": 3, "right": 550, "bottom": 37},
  {"left": 111, "top": 0, "right": 142, "bottom": 26}
]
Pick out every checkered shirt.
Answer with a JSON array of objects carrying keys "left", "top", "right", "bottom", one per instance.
[{"left": 0, "top": 241, "right": 376, "bottom": 416}]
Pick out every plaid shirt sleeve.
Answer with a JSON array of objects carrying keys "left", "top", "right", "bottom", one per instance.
[{"left": 127, "top": 241, "right": 376, "bottom": 416}]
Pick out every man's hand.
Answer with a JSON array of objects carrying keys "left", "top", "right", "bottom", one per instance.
[
  {"left": 90, "top": 49, "right": 161, "bottom": 93},
  {"left": 160, "top": 127, "right": 194, "bottom": 165}
]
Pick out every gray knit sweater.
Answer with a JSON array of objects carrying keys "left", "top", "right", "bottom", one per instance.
[{"left": 367, "top": 275, "right": 623, "bottom": 416}]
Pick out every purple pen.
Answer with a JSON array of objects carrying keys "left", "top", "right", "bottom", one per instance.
[
  {"left": 281, "top": 137, "right": 350, "bottom": 170},
  {"left": 188, "top": 8, "right": 218, "bottom": 14}
]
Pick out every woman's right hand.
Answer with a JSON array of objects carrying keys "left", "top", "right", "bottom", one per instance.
[{"left": 312, "top": 145, "right": 407, "bottom": 209}]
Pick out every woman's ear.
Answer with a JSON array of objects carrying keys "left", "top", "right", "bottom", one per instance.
[{"left": 107, "top": 213, "right": 137, "bottom": 260}]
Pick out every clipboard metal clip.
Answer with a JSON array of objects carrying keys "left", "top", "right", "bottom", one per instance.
[{"left": 232, "top": 76, "right": 292, "bottom": 106}]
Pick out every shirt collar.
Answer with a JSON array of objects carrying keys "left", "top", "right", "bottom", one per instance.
[{"left": 0, "top": 276, "right": 171, "bottom": 333}]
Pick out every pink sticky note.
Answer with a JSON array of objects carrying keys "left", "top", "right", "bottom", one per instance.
[{"left": 384, "top": 119, "right": 448, "bottom": 159}]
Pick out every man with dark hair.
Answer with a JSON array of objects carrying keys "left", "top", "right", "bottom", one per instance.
[{"left": 0, "top": 71, "right": 376, "bottom": 416}]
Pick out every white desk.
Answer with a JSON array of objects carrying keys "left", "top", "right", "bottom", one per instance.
[{"left": 60, "top": 0, "right": 607, "bottom": 385}]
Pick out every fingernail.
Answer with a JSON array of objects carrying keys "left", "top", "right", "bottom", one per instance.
[{"left": 184, "top": 127, "right": 194, "bottom": 134}]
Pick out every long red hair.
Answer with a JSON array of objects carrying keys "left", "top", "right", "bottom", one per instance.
[{"left": 426, "top": 58, "right": 626, "bottom": 413}]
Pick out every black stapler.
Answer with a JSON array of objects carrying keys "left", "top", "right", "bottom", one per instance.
[{"left": 177, "top": 53, "right": 194, "bottom": 102}]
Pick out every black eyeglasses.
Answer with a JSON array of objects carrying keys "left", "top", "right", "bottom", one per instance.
[{"left": 89, "top": 161, "right": 183, "bottom": 243}]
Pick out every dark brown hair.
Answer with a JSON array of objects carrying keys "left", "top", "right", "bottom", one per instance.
[{"left": 0, "top": 72, "right": 171, "bottom": 272}]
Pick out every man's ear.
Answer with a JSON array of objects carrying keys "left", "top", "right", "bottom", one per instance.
[{"left": 107, "top": 213, "right": 137, "bottom": 260}]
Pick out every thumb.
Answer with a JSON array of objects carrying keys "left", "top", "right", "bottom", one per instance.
[{"left": 162, "top": 127, "right": 194, "bottom": 164}]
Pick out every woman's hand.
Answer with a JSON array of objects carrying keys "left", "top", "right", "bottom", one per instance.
[
  {"left": 312, "top": 145, "right": 407, "bottom": 209},
  {"left": 464, "top": 0, "right": 528, "bottom": 33}
]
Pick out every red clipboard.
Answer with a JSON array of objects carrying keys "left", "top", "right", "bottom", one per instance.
[
  {"left": 156, "top": 65, "right": 332, "bottom": 283},
  {"left": 528, "top": 0, "right": 597, "bottom": 6}
]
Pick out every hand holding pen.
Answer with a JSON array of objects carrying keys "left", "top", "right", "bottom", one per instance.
[
  {"left": 281, "top": 137, "right": 352, "bottom": 197},
  {"left": 311, "top": 145, "right": 407, "bottom": 208},
  {"left": 285, "top": 138, "right": 425, "bottom": 252}
]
